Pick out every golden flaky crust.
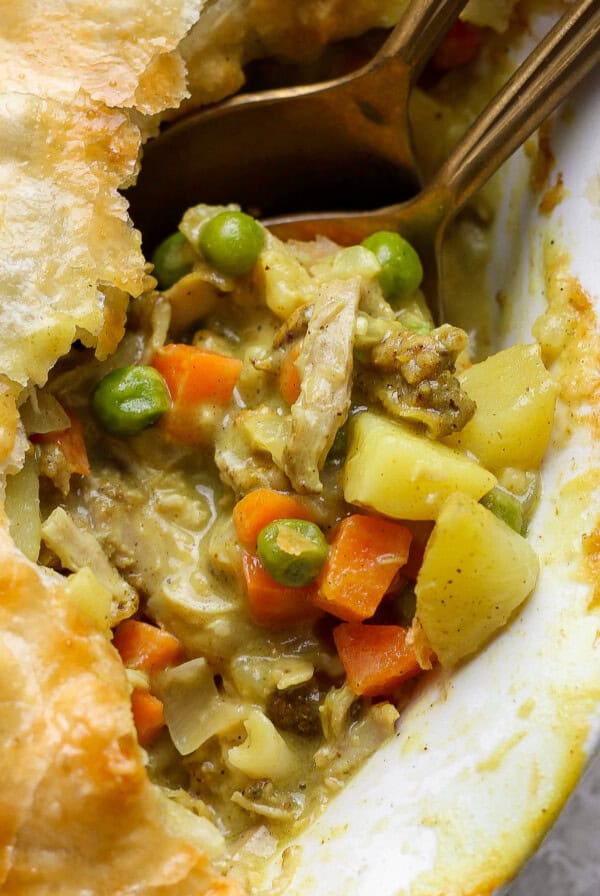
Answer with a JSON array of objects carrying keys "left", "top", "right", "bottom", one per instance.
[
  {"left": 0, "top": 1, "right": 202, "bottom": 111},
  {"left": 0, "top": 0, "right": 205, "bottom": 467},
  {"left": 0, "top": 2, "right": 246, "bottom": 893},
  {"left": 0, "top": 519, "right": 244, "bottom": 895}
]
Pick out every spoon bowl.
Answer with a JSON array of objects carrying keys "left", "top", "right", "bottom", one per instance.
[
  {"left": 130, "top": 0, "right": 600, "bottom": 323},
  {"left": 128, "top": 0, "right": 469, "bottom": 250}
]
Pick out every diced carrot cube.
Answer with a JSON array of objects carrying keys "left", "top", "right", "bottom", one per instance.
[
  {"left": 313, "top": 515, "right": 412, "bottom": 622},
  {"left": 241, "top": 552, "right": 320, "bottom": 628},
  {"left": 152, "top": 343, "right": 243, "bottom": 407},
  {"left": 279, "top": 342, "right": 302, "bottom": 405},
  {"left": 432, "top": 20, "right": 483, "bottom": 71},
  {"left": 130, "top": 688, "right": 165, "bottom": 746},
  {"left": 233, "top": 488, "right": 316, "bottom": 548},
  {"left": 32, "top": 409, "right": 90, "bottom": 476},
  {"left": 333, "top": 623, "right": 423, "bottom": 696},
  {"left": 113, "top": 619, "right": 184, "bottom": 674}
]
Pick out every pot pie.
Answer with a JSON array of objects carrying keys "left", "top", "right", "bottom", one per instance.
[{"left": 0, "top": 2, "right": 585, "bottom": 895}]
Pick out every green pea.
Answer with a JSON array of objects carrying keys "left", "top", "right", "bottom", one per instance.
[
  {"left": 198, "top": 211, "right": 265, "bottom": 278},
  {"left": 362, "top": 231, "right": 423, "bottom": 302},
  {"left": 257, "top": 519, "right": 329, "bottom": 587},
  {"left": 480, "top": 486, "right": 524, "bottom": 534},
  {"left": 152, "top": 232, "right": 196, "bottom": 290},
  {"left": 392, "top": 585, "right": 417, "bottom": 626},
  {"left": 327, "top": 423, "right": 348, "bottom": 462},
  {"left": 92, "top": 366, "right": 171, "bottom": 437}
]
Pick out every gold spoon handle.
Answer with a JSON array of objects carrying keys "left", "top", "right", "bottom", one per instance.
[
  {"left": 376, "top": 0, "right": 472, "bottom": 74},
  {"left": 258, "top": 0, "right": 471, "bottom": 98},
  {"left": 266, "top": 1, "right": 600, "bottom": 251},
  {"left": 435, "top": 0, "right": 600, "bottom": 213}
]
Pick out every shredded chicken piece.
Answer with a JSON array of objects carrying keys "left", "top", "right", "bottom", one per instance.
[
  {"left": 272, "top": 303, "right": 313, "bottom": 350},
  {"left": 283, "top": 277, "right": 361, "bottom": 494}
]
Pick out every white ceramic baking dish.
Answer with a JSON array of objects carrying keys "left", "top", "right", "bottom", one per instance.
[{"left": 252, "top": 38, "right": 600, "bottom": 896}]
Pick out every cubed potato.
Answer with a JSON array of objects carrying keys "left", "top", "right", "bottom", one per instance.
[
  {"left": 227, "top": 709, "right": 298, "bottom": 782},
  {"left": 415, "top": 492, "right": 539, "bottom": 667},
  {"left": 343, "top": 412, "right": 496, "bottom": 520},
  {"left": 444, "top": 343, "right": 557, "bottom": 472},
  {"left": 258, "top": 233, "right": 315, "bottom": 319}
]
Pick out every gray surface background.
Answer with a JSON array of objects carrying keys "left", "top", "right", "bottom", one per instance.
[{"left": 507, "top": 755, "right": 600, "bottom": 895}]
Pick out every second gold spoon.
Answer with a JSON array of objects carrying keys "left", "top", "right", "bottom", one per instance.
[{"left": 266, "top": 0, "right": 600, "bottom": 320}]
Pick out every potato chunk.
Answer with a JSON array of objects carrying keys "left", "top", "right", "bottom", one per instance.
[
  {"left": 258, "top": 233, "right": 315, "bottom": 319},
  {"left": 415, "top": 492, "right": 539, "bottom": 667},
  {"left": 444, "top": 343, "right": 557, "bottom": 472},
  {"left": 343, "top": 412, "right": 496, "bottom": 520},
  {"left": 228, "top": 709, "right": 298, "bottom": 782}
]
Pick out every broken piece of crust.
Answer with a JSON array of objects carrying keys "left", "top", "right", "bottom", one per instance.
[
  {"left": 0, "top": 1, "right": 206, "bottom": 471},
  {"left": 0, "top": 518, "right": 244, "bottom": 895},
  {"left": 0, "top": 1, "right": 204, "bottom": 112},
  {"left": 0, "top": 3, "right": 246, "bottom": 891}
]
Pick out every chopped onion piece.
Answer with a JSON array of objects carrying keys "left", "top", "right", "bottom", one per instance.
[
  {"left": 20, "top": 390, "right": 70, "bottom": 435},
  {"left": 5, "top": 452, "right": 40, "bottom": 561},
  {"left": 158, "top": 657, "right": 243, "bottom": 755}
]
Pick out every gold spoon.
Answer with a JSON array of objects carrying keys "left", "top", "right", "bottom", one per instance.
[
  {"left": 129, "top": 0, "right": 471, "bottom": 248},
  {"left": 266, "top": 0, "right": 600, "bottom": 319}
]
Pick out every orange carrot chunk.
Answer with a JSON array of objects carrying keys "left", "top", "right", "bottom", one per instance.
[
  {"left": 113, "top": 619, "right": 184, "bottom": 674},
  {"left": 152, "top": 343, "right": 243, "bottom": 444},
  {"left": 333, "top": 623, "right": 423, "bottom": 696},
  {"left": 152, "top": 343, "right": 243, "bottom": 407},
  {"left": 279, "top": 341, "right": 302, "bottom": 405},
  {"left": 233, "top": 488, "right": 316, "bottom": 549},
  {"left": 130, "top": 688, "right": 165, "bottom": 746},
  {"left": 432, "top": 20, "right": 483, "bottom": 71},
  {"left": 313, "top": 514, "right": 412, "bottom": 622},
  {"left": 32, "top": 409, "right": 90, "bottom": 476},
  {"left": 241, "top": 552, "right": 320, "bottom": 627}
]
